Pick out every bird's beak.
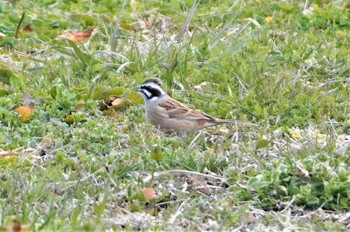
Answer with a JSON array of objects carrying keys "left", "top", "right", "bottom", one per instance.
[{"left": 134, "top": 87, "right": 141, "bottom": 92}]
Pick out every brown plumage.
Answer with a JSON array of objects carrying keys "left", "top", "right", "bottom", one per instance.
[{"left": 136, "top": 77, "right": 248, "bottom": 132}]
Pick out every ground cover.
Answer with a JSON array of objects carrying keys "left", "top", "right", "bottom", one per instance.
[{"left": 1, "top": 0, "right": 350, "bottom": 231}]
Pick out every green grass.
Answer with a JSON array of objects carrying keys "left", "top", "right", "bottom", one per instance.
[{"left": 1, "top": 0, "right": 350, "bottom": 230}]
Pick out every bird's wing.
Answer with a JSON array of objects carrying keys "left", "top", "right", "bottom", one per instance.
[{"left": 157, "top": 98, "right": 215, "bottom": 121}]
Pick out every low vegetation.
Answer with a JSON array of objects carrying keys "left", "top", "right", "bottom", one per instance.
[{"left": 1, "top": 0, "right": 350, "bottom": 230}]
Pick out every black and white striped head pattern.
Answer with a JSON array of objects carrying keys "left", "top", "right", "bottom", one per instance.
[{"left": 136, "top": 77, "right": 166, "bottom": 102}]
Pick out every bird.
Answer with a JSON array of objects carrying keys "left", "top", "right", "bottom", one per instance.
[{"left": 135, "top": 77, "right": 250, "bottom": 133}]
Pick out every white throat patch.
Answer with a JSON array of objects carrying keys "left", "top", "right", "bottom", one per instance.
[{"left": 149, "top": 96, "right": 159, "bottom": 102}]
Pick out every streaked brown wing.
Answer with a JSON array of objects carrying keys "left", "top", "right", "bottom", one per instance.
[{"left": 158, "top": 99, "right": 215, "bottom": 121}]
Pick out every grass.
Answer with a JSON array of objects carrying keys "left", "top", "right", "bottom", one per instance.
[{"left": 1, "top": 0, "right": 350, "bottom": 231}]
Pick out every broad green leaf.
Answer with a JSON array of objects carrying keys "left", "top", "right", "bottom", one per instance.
[
  {"left": 0, "top": 87, "right": 11, "bottom": 96},
  {"left": 125, "top": 90, "right": 143, "bottom": 104},
  {"left": 72, "top": 87, "right": 89, "bottom": 100},
  {"left": 66, "top": 39, "right": 90, "bottom": 65},
  {"left": 91, "top": 86, "right": 125, "bottom": 100},
  {"left": 150, "top": 145, "right": 163, "bottom": 162},
  {"left": 256, "top": 139, "right": 269, "bottom": 149},
  {"left": 0, "top": 68, "right": 13, "bottom": 85},
  {"left": 120, "top": 23, "right": 134, "bottom": 30}
]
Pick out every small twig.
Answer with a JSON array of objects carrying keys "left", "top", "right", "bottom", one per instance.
[
  {"left": 231, "top": 225, "right": 244, "bottom": 232},
  {"left": 62, "top": 167, "right": 106, "bottom": 189},
  {"left": 15, "top": 12, "right": 25, "bottom": 39},
  {"left": 155, "top": 199, "right": 186, "bottom": 207},
  {"left": 299, "top": 201, "right": 328, "bottom": 218},
  {"left": 104, "top": 169, "right": 118, "bottom": 188},
  {"left": 115, "top": 205, "right": 133, "bottom": 214},
  {"left": 328, "top": 118, "right": 338, "bottom": 138},
  {"left": 281, "top": 196, "right": 296, "bottom": 213},
  {"left": 273, "top": 210, "right": 290, "bottom": 228},
  {"left": 235, "top": 182, "right": 250, "bottom": 190},
  {"left": 248, "top": 206, "right": 267, "bottom": 216},
  {"left": 319, "top": 79, "right": 346, "bottom": 88},
  {"left": 0, "top": 151, "right": 19, "bottom": 157},
  {"left": 188, "top": 130, "right": 203, "bottom": 149},
  {"left": 169, "top": 200, "right": 187, "bottom": 224},
  {"left": 143, "top": 169, "right": 227, "bottom": 183}
]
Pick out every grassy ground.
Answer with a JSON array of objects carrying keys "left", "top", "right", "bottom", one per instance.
[{"left": 1, "top": 0, "right": 350, "bottom": 231}]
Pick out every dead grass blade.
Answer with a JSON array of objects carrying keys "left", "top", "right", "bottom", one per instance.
[
  {"left": 110, "top": 0, "right": 128, "bottom": 52},
  {"left": 0, "top": 151, "right": 19, "bottom": 157},
  {"left": 175, "top": 0, "right": 199, "bottom": 43}
]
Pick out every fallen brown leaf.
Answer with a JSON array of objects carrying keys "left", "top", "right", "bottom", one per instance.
[
  {"left": 111, "top": 97, "right": 127, "bottom": 107},
  {"left": 15, "top": 106, "right": 33, "bottom": 122},
  {"left": 0, "top": 151, "right": 18, "bottom": 157},
  {"left": 56, "top": 27, "right": 94, "bottom": 43},
  {"left": 103, "top": 96, "right": 117, "bottom": 106},
  {"left": 23, "top": 23, "right": 33, "bottom": 32},
  {"left": 142, "top": 188, "right": 156, "bottom": 201},
  {"left": 101, "top": 96, "right": 128, "bottom": 110},
  {"left": 6, "top": 219, "right": 27, "bottom": 232}
]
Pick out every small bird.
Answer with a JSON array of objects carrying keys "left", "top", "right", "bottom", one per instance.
[{"left": 135, "top": 77, "right": 248, "bottom": 132}]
